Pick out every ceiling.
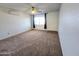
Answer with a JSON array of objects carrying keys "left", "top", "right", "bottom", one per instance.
[{"left": 0, "top": 3, "right": 61, "bottom": 15}]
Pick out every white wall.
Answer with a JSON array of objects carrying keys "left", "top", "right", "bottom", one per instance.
[
  {"left": 47, "top": 11, "right": 59, "bottom": 31},
  {"left": 0, "top": 11, "right": 31, "bottom": 40},
  {"left": 59, "top": 3, "right": 79, "bottom": 56}
]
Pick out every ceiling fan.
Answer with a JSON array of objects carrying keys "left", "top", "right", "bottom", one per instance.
[
  {"left": 0, "top": 4, "right": 44, "bottom": 16},
  {"left": 31, "top": 6, "right": 44, "bottom": 15},
  {"left": 32, "top": 7, "right": 37, "bottom": 14},
  {"left": 23, "top": 4, "right": 44, "bottom": 15}
]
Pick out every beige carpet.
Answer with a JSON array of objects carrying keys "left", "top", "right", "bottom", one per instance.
[{"left": 0, "top": 30, "right": 62, "bottom": 56}]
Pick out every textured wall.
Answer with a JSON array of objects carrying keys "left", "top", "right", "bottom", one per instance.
[
  {"left": 0, "top": 11, "right": 31, "bottom": 40},
  {"left": 59, "top": 3, "right": 79, "bottom": 56},
  {"left": 47, "top": 11, "right": 59, "bottom": 31}
]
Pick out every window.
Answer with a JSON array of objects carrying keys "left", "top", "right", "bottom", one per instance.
[{"left": 34, "top": 14, "right": 45, "bottom": 25}]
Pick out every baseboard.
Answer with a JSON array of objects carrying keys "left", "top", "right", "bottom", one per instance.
[
  {"left": 0, "top": 29, "right": 32, "bottom": 40},
  {"left": 32, "top": 28, "right": 58, "bottom": 32},
  {"left": 0, "top": 29, "right": 58, "bottom": 40}
]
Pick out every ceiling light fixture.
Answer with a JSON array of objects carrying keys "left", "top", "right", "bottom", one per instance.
[{"left": 32, "top": 7, "right": 36, "bottom": 14}]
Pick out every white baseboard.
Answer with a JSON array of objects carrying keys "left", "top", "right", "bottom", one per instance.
[
  {"left": 0, "top": 29, "right": 32, "bottom": 40},
  {"left": 32, "top": 28, "right": 58, "bottom": 32}
]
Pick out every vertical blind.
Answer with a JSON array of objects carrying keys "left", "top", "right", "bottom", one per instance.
[{"left": 34, "top": 14, "right": 45, "bottom": 25}]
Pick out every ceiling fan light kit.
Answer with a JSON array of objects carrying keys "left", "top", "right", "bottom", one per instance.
[{"left": 32, "top": 7, "right": 37, "bottom": 14}]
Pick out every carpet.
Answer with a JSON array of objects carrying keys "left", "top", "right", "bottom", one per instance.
[{"left": 0, "top": 30, "right": 62, "bottom": 56}]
